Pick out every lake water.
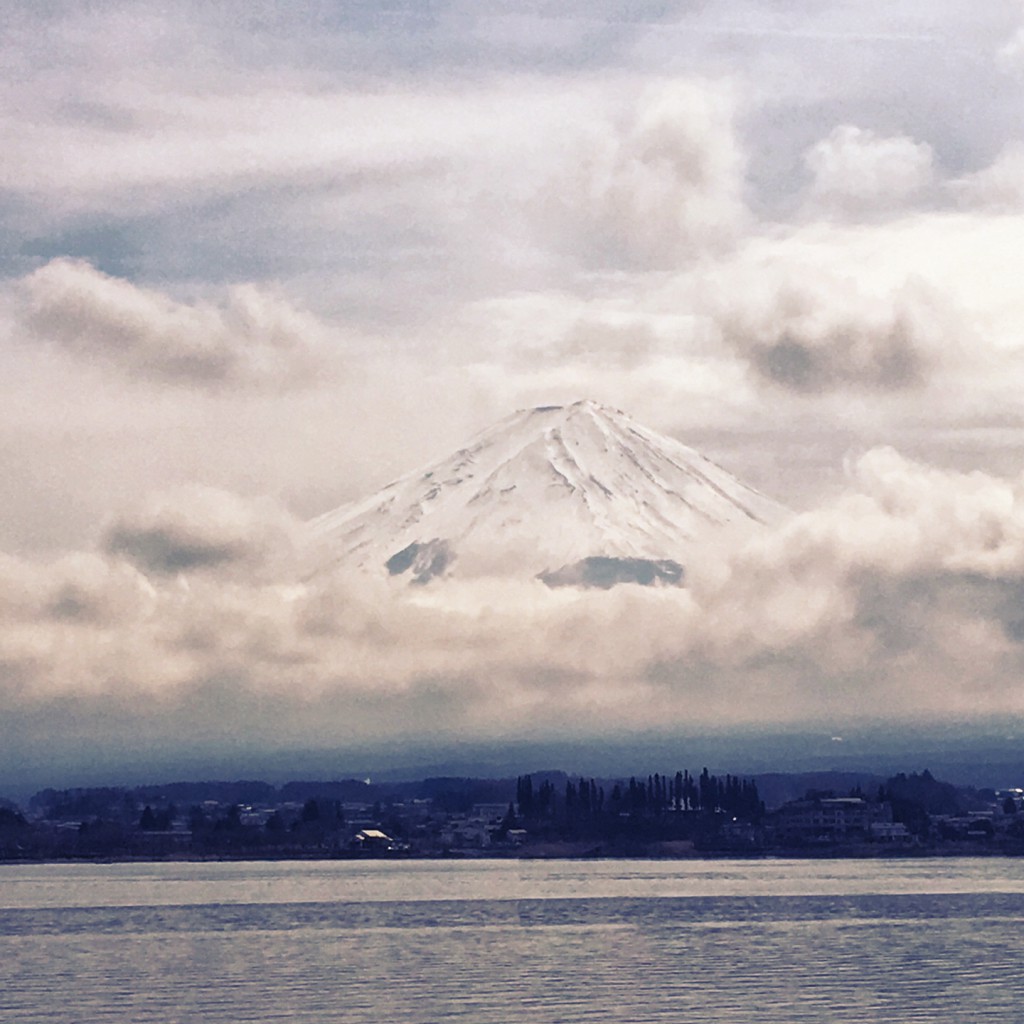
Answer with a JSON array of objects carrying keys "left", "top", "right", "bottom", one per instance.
[{"left": 2, "top": 857, "right": 1024, "bottom": 1022}]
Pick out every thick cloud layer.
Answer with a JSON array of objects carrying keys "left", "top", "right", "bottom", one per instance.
[{"left": 4, "top": 451, "right": 1024, "bottom": 771}]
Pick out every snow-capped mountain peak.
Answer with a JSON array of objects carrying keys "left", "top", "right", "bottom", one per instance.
[{"left": 305, "top": 400, "right": 788, "bottom": 587}]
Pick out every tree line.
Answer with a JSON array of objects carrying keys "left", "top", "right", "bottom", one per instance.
[{"left": 516, "top": 769, "right": 763, "bottom": 822}]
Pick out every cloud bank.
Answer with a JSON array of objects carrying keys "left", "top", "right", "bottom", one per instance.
[{"left": 4, "top": 451, "right": 1024, "bottom": 773}]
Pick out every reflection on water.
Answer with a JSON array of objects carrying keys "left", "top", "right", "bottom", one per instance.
[{"left": 1, "top": 858, "right": 1023, "bottom": 1022}]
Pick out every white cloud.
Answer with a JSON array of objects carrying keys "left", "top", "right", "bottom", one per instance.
[
  {"left": 676, "top": 449, "right": 1024, "bottom": 718},
  {"left": 542, "top": 79, "right": 748, "bottom": 269},
  {"left": 997, "top": 9, "right": 1024, "bottom": 73},
  {"left": 16, "top": 259, "right": 330, "bottom": 389},
  {"left": 803, "top": 125, "right": 935, "bottom": 216},
  {"left": 952, "top": 141, "right": 1024, "bottom": 210}
]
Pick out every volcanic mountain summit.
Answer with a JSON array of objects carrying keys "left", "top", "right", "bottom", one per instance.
[{"left": 306, "top": 400, "right": 789, "bottom": 587}]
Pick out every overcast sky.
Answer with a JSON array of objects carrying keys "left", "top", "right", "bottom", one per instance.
[{"left": 4, "top": 1, "right": 1024, "bottom": 783}]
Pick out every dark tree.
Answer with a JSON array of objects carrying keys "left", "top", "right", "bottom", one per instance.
[{"left": 516, "top": 775, "right": 534, "bottom": 817}]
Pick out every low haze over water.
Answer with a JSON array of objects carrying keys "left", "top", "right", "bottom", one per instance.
[{"left": 2, "top": 858, "right": 1024, "bottom": 1022}]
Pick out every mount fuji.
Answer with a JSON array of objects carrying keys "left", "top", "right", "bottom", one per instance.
[{"left": 305, "top": 400, "right": 789, "bottom": 588}]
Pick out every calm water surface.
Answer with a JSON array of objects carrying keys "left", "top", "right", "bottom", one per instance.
[{"left": 2, "top": 857, "right": 1023, "bottom": 1022}]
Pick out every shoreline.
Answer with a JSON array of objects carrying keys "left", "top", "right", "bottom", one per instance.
[{"left": 2, "top": 842, "right": 1021, "bottom": 867}]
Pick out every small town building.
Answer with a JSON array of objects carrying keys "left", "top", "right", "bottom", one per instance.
[
  {"left": 352, "top": 828, "right": 395, "bottom": 852},
  {"left": 772, "top": 797, "right": 891, "bottom": 845}
]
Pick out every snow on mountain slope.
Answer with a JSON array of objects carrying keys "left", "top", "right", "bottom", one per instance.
[{"left": 304, "top": 400, "right": 789, "bottom": 586}]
